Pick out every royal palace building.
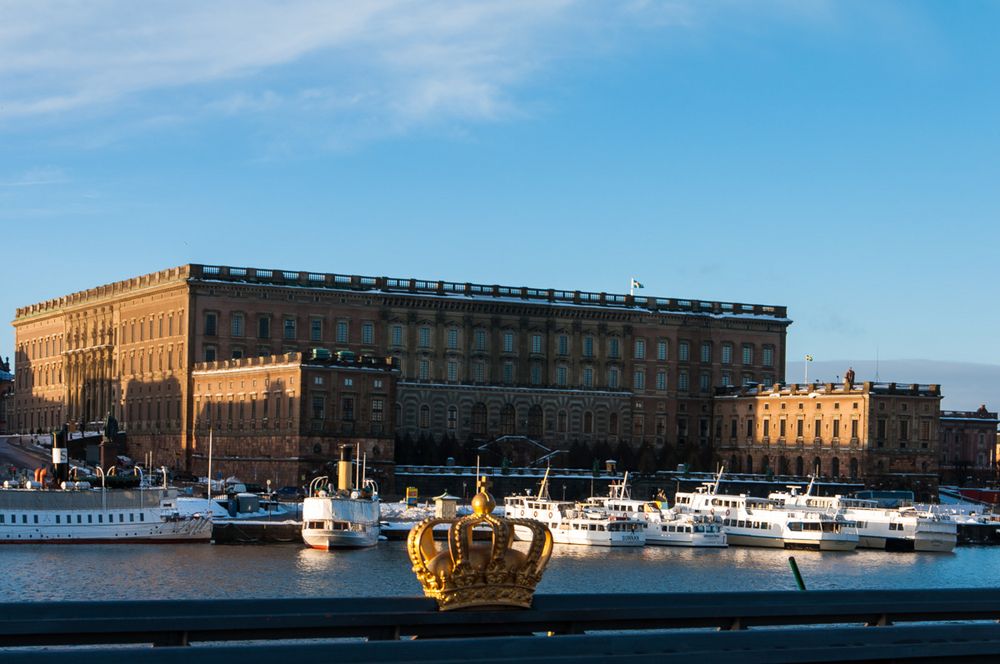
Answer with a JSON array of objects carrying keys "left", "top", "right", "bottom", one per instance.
[
  {"left": 713, "top": 377, "right": 942, "bottom": 497},
  {"left": 12, "top": 264, "right": 790, "bottom": 478}
]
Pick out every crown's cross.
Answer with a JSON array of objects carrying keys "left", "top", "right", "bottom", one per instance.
[{"left": 476, "top": 474, "right": 491, "bottom": 495}]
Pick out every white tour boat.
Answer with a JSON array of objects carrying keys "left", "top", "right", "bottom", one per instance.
[
  {"left": 591, "top": 474, "right": 726, "bottom": 548},
  {"left": 768, "top": 481, "right": 956, "bottom": 553},
  {"left": 504, "top": 470, "right": 645, "bottom": 547},
  {"left": 301, "top": 448, "right": 380, "bottom": 550},
  {"left": 0, "top": 472, "right": 211, "bottom": 544},
  {"left": 674, "top": 472, "right": 858, "bottom": 551}
]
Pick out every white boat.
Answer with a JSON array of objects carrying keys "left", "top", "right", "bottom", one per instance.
[
  {"left": 768, "top": 480, "right": 957, "bottom": 553},
  {"left": 0, "top": 478, "right": 212, "bottom": 544},
  {"left": 674, "top": 471, "right": 858, "bottom": 551},
  {"left": 504, "top": 469, "right": 645, "bottom": 547},
  {"left": 591, "top": 474, "right": 726, "bottom": 548},
  {"left": 301, "top": 448, "right": 380, "bottom": 550}
]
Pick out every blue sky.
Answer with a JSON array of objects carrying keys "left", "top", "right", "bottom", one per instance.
[{"left": 3, "top": 0, "right": 999, "bottom": 378}]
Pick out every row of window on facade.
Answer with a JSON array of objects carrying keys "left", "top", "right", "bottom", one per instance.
[
  {"left": 396, "top": 357, "right": 771, "bottom": 392},
  {"left": 201, "top": 313, "right": 776, "bottom": 367},
  {"left": 192, "top": 393, "right": 385, "bottom": 426},
  {"left": 731, "top": 416, "right": 933, "bottom": 445},
  {"left": 120, "top": 312, "right": 185, "bottom": 345},
  {"left": 734, "top": 454, "right": 862, "bottom": 478},
  {"left": 204, "top": 312, "right": 374, "bottom": 345}
]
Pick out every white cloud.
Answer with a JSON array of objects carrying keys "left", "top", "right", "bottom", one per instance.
[
  {"left": 0, "top": 0, "right": 845, "bottom": 142},
  {"left": 0, "top": 167, "right": 68, "bottom": 187}
]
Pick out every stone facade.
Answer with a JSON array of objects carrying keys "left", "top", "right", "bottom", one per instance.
[
  {"left": 0, "top": 357, "right": 12, "bottom": 434},
  {"left": 184, "top": 352, "right": 398, "bottom": 489},
  {"left": 12, "top": 264, "right": 790, "bottom": 474},
  {"left": 713, "top": 380, "right": 942, "bottom": 496},
  {"left": 939, "top": 406, "right": 999, "bottom": 484}
]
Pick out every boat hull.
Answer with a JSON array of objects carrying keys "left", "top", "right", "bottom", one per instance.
[{"left": 303, "top": 526, "right": 380, "bottom": 550}]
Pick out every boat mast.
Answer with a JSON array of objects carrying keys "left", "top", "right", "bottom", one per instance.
[
  {"left": 538, "top": 466, "right": 551, "bottom": 500},
  {"left": 207, "top": 428, "right": 213, "bottom": 503}
]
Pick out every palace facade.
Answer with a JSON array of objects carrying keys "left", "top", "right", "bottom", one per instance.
[
  {"left": 12, "top": 264, "right": 791, "bottom": 478},
  {"left": 713, "top": 379, "right": 942, "bottom": 497},
  {"left": 938, "top": 406, "right": 999, "bottom": 484}
]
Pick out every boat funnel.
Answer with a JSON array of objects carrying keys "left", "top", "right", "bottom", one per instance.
[{"left": 337, "top": 446, "right": 354, "bottom": 492}]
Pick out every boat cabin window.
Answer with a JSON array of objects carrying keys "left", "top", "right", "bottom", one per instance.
[
  {"left": 55, "top": 515, "right": 61, "bottom": 524},
  {"left": 87, "top": 515, "right": 93, "bottom": 524},
  {"left": 140, "top": 513, "right": 145, "bottom": 522}
]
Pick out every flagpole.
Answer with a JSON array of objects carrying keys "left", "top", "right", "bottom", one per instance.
[{"left": 629, "top": 278, "right": 634, "bottom": 297}]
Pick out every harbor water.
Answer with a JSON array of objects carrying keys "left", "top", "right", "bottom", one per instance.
[{"left": 3, "top": 543, "right": 1000, "bottom": 602}]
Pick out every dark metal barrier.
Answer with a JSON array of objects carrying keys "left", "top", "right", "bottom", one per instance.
[{"left": 3, "top": 589, "right": 1000, "bottom": 661}]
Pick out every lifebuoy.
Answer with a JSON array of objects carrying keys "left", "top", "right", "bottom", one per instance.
[
  {"left": 548, "top": 511, "right": 553, "bottom": 519},
  {"left": 725, "top": 509, "right": 732, "bottom": 517},
  {"left": 533, "top": 511, "right": 538, "bottom": 518},
  {"left": 519, "top": 509, "right": 525, "bottom": 516}
]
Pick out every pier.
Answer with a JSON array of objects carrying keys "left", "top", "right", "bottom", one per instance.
[{"left": 4, "top": 588, "right": 1000, "bottom": 661}]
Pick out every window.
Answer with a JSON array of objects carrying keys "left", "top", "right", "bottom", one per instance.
[
  {"left": 418, "top": 359, "right": 429, "bottom": 380},
  {"left": 634, "top": 370, "right": 645, "bottom": 390},
  {"left": 371, "top": 398, "right": 384, "bottom": 422},
  {"left": 678, "top": 370, "right": 689, "bottom": 391},
  {"left": 832, "top": 419, "right": 840, "bottom": 438},
  {"left": 815, "top": 418, "right": 823, "bottom": 438},
  {"left": 311, "top": 395, "right": 325, "bottom": 420},
  {"left": 502, "top": 361, "right": 514, "bottom": 384},
  {"left": 257, "top": 316, "right": 270, "bottom": 339},
  {"left": 607, "top": 367, "right": 619, "bottom": 389},
  {"left": 335, "top": 319, "right": 348, "bottom": 343},
  {"left": 556, "top": 366, "right": 567, "bottom": 386},
  {"left": 205, "top": 313, "right": 217, "bottom": 337},
  {"left": 699, "top": 372, "right": 710, "bottom": 393},
  {"left": 722, "top": 372, "right": 731, "bottom": 386},
  {"left": 700, "top": 342, "right": 711, "bottom": 363},
  {"left": 763, "top": 345, "right": 774, "bottom": 367},
  {"left": 634, "top": 339, "right": 646, "bottom": 359},
  {"left": 231, "top": 348, "right": 244, "bottom": 360},
  {"left": 656, "top": 340, "right": 667, "bottom": 361},
  {"left": 530, "top": 364, "right": 542, "bottom": 385},
  {"left": 583, "top": 336, "right": 594, "bottom": 357},
  {"left": 447, "top": 360, "right": 458, "bottom": 382},
  {"left": 472, "top": 403, "right": 487, "bottom": 435},
  {"left": 474, "top": 329, "right": 487, "bottom": 351},
  {"left": 608, "top": 337, "right": 620, "bottom": 359},
  {"left": 678, "top": 341, "right": 689, "bottom": 362},
  {"left": 418, "top": 326, "right": 431, "bottom": 348},
  {"left": 391, "top": 325, "right": 403, "bottom": 346},
  {"left": 721, "top": 343, "right": 733, "bottom": 364},
  {"left": 447, "top": 328, "right": 459, "bottom": 350},
  {"left": 531, "top": 333, "right": 543, "bottom": 354},
  {"left": 473, "top": 361, "right": 485, "bottom": 383},
  {"left": 797, "top": 419, "right": 804, "bottom": 437},
  {"left": 447, "top": 406, "right": 457, "bottom": 430},
  {"left": 656, "top": 371, "right": 666, "bottom": 390},
  {"left": 342, "top": 397, "right": 355, "bottom": 421},
  {"left": 231, "top": 313, "right": 245, "bottom": 337},
  {"left": 742, "top": 344, "right": 753, "bottom": 365},
  {"left": 900, "top": 419, "right": 909, "bottom": 441},
  {"left": 204, "top": 346, "right": 217, "bottom": 362},
  {"left": 583, "top": 367, "right": 594, "bottom": 388},
  {"left": 558, "top": 335, "right": 569, "bottom": 356},
  {"left": 503, "top": 331, "right": 515, "bottom": 353},
  {"left": 283, "top": 318, "right": 296, "bottom": 340},
  {"left": 362, "top": 322, "right": 374, "bottom": 345}
]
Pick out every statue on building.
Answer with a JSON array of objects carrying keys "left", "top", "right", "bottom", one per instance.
[
  {"left": 103, "top": 411, "right": 118, "bottom": 443},
  {"left": 844, "top": 367, "right": 855, "bottom": 388},
  {"left": 1, "top": 356, "right": 9, "bottom": 372}
]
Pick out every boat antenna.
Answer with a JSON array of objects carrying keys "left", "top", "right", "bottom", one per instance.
[
  {"left": 712, "top": 465, "right": 725, "bottom": 495},
  {"left": 355, "top": 443, "right": 361, "bottom": 490},
  {"left": 361, "top": 452, "right": 367, "bottom": 488}
]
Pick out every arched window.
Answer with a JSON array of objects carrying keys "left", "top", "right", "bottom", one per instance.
[
  {"left": 730, "top": 454, "right": 739, "bottom": 473},
  {"left": 609, "top": 413, "right": 619, "bottom": 435},
  {"left": 471, "top": 403, "right": 487, "bottom": 436},
  {"left": 746, "top": 455, "right": 754, "bottom": 474},
  {"left": 528, "top": 405, "right": 543, "bottom": 438},
  {"left": 583, "top": 411, "right": 594, "bottom": 434},
  {"left": 795, "top": 456, "right": 804, "bottom": 477},
  {"left": 419, "top": 405, "right": 430, "bottom": 429},
  {"left": 813, "top": 457, "right": 823, "bottom": 476},
  {"left": 557, "top": 410, "right": 568, "bottom": 433},
  {"left": 831, "top": 457, "right": 840, "bottom": 478},
  {"left": 761, "top": 455, "right": 770, "bottom": 473},
  {"left": 501, "top": 404, "right": 515, "bottom": 435},
  {"left": 850, "top": 457, "right": 859, "bottom": 480},
  {"left": 779, "top": 457, "right": 789, "bottom": 475}
]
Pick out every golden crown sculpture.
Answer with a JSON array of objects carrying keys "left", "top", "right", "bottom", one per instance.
[{"left": 407, "top": 476, "right": 553, "bottom": 611}]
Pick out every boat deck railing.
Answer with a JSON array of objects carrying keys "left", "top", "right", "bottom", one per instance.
[{"left": 4, "top": 589, "right": 1000, "bottom": 661}]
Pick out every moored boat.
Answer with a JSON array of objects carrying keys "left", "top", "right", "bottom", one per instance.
[{"left": 301, "top": 447, "right": 380, "bottom": 550}]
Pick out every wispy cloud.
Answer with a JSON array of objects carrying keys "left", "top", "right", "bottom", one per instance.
[
  {"left": 0, "top": 0, "right": 842, "bottom": 145},
  {"left": 0, "top": 167, "right": 68, "bottom": 187}
]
